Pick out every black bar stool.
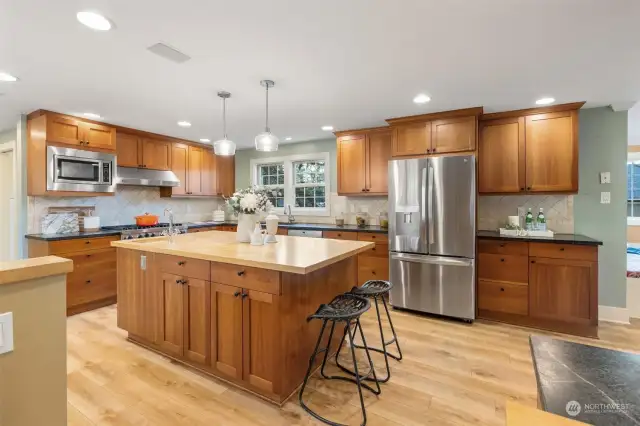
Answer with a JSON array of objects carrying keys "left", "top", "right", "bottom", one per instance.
[
  {"left": 299, "top": 293, "right": 381, "bottom": 426},
  {"left": 335, "top": 280, "right": 402, "bottom": 383}
]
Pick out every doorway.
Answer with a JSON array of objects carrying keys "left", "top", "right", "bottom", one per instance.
[{"left": 0, "top": 142, "right": 16, "bottom": 261}]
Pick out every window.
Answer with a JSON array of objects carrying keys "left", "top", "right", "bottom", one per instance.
[
  {"left": 628, "top": 162, "right": 640, "bottom": 218},
  {"left": 251, "top": 153, "right": 330, "bottom": 216}
]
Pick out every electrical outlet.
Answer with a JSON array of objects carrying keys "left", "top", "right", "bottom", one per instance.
[
  {"left": 601, "top": 192, "right": 611, "bottom": 204},
  {"left": 140, "top": 255, "right": 147, "bottom": 270},
  {"left": 600, "top": 172, "right": 611, "bottom": 184},
  {"left": 0, "top": 312, "right": 14, "bottom": 355}
]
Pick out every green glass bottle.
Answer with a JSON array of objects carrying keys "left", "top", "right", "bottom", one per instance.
[
  {"left": 525, "top": 208, "right": 534, "bottom": 230},
  {"left": 536, "top": 208, "right": 546, "bottom": 232}
]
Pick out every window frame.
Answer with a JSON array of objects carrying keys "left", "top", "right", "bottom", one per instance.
[{"left": 250, "top": 152, "right": 331, "bottom": 217}]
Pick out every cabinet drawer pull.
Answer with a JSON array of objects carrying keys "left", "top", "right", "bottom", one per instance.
[
  {"left": 85, "top": 241, "right": 91, "bottom": 244},
  {"left": 526, "top": 187, "right": 531, "bottom": 190},
  {"left": 177, "top": 261, "right": 186, "bottom": 266},
  {"left": 500, "top": 258, "right": 505, "bottom": 262},
  {"left": 85, "top": 141, "right": 90, "bottom": 145},
  {"left": 432, "top": 148, "right": 437, "bottom": 153},
  {"left": 372, "top": 247, "right": 376, "bottom": 251},
  {"left": 531, "top": 260, "right": 536, "bottom": 264},
  {"left": 500, "top": 287, "right": 504, "bottom": 292},
  {"left": 241, "top": 292, "right": 248, "bottom": 299},
  {"left": 499, "top": 243, "right": 505, "bottom": 247},
  {"left": 85, "top": 280, "right": 91, "bottom": 284},
  {"left": 560, "top": 248, "right": 565, "bottom": 251},
  {"left": 372, "top": 271, "right": 376, "bottom": 275},
  {"left": 520, "top": 187, "right": 525, "bottom": 191},
  {"left": 237, "top": 270, "right": 245, "bottom": 276},
  {"left": 233, "top": 291, "right": 241, "bottom": 297}
]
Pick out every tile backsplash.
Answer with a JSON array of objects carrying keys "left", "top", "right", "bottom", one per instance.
[
  {"left": 28, "top": 186, "right": 222, "bottom": 233},
  {"left": 478, "top": 195, "right": 574, "bottom": 233}
]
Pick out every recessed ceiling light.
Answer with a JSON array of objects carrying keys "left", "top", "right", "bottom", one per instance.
[
  {"left": 83, "top": 112, "right": 101, "bottom": 119},
  {"left": 413, "top": 94, "right": 431, "bottom": 104},
  {"left": 535, "top": 97, "right": 555, "bottom": 105},
  {"left": 177, "top": 121, "right": 191, "bottom": 128},
  {"left": 0, "top": 72, "right": 18, "bottom": 82},
  {"left": 285, "top": 137, "right": 292, "bottom": 141},
  {"left": 200, "top": 138, "right": 211, "bottom": 143},
  {"left": 321, "top": 126, "right": 333, "bottom": 131},
  {"left": 76, "top": 11, "right": 112, "bottom": 31}
]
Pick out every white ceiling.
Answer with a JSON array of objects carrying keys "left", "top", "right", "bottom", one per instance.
[{"left": 1, "top": 0, "right": 640, "bottom": 148}]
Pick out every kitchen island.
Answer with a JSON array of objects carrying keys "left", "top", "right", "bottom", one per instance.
[{"left": 112, "top": 230, "right": 374, "bottom": 404}]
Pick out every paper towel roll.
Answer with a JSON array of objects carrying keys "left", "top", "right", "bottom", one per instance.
[{"left": 508, "top": 216, "right": 520, "bottom": 227}]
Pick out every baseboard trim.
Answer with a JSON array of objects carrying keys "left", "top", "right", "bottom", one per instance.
[{"left": 598, "top": 305, "right": 630, "bottom": 324}]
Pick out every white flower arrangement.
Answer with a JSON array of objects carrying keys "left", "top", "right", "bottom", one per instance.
[{"left": 225, "top": 186, "right": 273, "bottom": 215}]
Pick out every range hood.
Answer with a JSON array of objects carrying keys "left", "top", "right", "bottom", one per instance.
[{"left": 116, "top": 167, "right": 180, "bottom": 187}]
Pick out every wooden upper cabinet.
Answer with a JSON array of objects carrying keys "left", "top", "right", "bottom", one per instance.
[
  {"left": 242, "top": 290, "right": 279, "bottom": 395},
  {"left": 431, "top": 116, "right": 476, "bottom": 154},
  {"left": 338, "top": 134, "right": 367, "bottom": 194},
  {"left": 525, "top": 111, "right": 578, "bottom": 192},
  {"left": 171, "top": 143, "right": 189, "bottom": 196},
  {"left": 392, "top": 122, "right": 431, "bottom": 156},
  {"left": 116, "top": 133, "right": 141, "bottom": 167},
  {"left": 82, "top": 122, "right": 116, "bottom": 150},
  {"left": 216, "top": 154, "right": 236, "bottom": 197},
  {"left": 211, "top": 283, "right": 243, "bottom": 380},
  {"left": 187, "top": 146, "right": 204, "bottom": 195},
  {"left": 479, "top": 117, "right": 525, "bottom": 193},
  {"left": 366, "top": 130, "right": 392, "bottom": 194},
  {"left": 46, "top": 115, "right": 84, "bottom": 146},
  {"left": 529, "top": 257, "right": 596, "bottom": 325},
  {"left": 142, "top": 138, "right": 171, "bottom": 171}
]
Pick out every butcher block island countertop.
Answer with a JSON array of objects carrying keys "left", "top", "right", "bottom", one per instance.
[{"left": 112, "top": 230, "right": 374, "bottom": 404}]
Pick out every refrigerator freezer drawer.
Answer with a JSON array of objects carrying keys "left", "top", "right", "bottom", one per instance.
[{"left": 389, "top": 253, "right": 475, "bottom": 320}]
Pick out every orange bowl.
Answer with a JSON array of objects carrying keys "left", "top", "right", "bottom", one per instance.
[{"left": 135, "top": 213, "right": 159, "bottom": 227}]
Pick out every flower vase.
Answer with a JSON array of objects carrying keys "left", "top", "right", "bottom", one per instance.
[{"left": 236, "top": 213, "right": 258, "bottom": 243}]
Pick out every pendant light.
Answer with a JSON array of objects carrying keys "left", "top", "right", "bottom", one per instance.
[
  {"left": 255, "top": 80, "right": 279, "bottom": 152},
  {"left": 213, "top": 91, "right": 236, "bottom": 156}
]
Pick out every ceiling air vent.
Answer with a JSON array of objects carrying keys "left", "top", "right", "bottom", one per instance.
[{"left": 147, "top": 43, "right": 191, "bottom": 64}]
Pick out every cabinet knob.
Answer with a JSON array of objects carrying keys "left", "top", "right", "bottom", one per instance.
[
  {"left": 177, "top": 261, "right": 186, "bottom": 266},
  {"left": 85, "top": 241, "right": 91, "bottom": 244},
  {"left": 372, "top": 247, "right": 376, "bottom": 251},
  {"left": 233, "top": 291, "right": 241, "bottom": 297},
  {"left": 560, "top": 248, "right": 565, "bottom": 251},
  {"left": 527, "top": 187, "right": 531, "bottom": 190},
  {"left": 520, "top": 187, "right": 525, "bottom": 191},
  {"left": 500, "top": 287, "right": 505, "bottom": 292},
  {"left": 531, "top": 260, "right": 536, "bottom": 264},
  {"left": 241, "top": 292, "right": 248, "bottom": 299},
  {"left": 432, "top": 148, "right": 437, "bottom": 153},
  {"left": 337, "top": 233, "right": 341, "bottom": 237},
  {"left": 372, "top": 271, "right": 376, "bottom": 275},
  {"left": 500, "top": 258, "right": 505, "bottom": 262},
  {"left": 175, "top": 279, "right": 181, "bottom": 284},
  {"left": 237, "top": 270, "right": 245, "bottom": 276},
  {"left": 85, "top": 141, "right": 90, "bottom": 145},
  {"left": 499, "top": 243, "right": 505, "bottom": 247},
  {"left": 85, "top": 280, "right": 91, "bottom": 284}
]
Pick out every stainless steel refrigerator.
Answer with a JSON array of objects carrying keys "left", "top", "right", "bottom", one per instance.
[{"left": 388, "top": 155, "right": 476, "bottom": 320}]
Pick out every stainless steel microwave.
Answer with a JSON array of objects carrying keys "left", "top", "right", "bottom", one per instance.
[{"left": 47, "top": 146, "right": 116, "bottom": 193}]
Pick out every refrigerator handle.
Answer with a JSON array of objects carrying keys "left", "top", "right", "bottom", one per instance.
[
  {"left": 428, "top": 166, "right": 435, "bottom": 245},
  {"left": 421, "top": 167, "right": 427, "bottom": 241},
  {"left": 391, "top": 252, "right": 473, "bottom": 267}
]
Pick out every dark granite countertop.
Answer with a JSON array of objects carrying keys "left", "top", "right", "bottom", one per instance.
[
  {"left": 25, "top": 221, "right": 387, "bottom": 241},
  {"left": 530, "top": 335, "right": 640, "bottom": 425},
  {"left": 477, "top": 230, "right": 602, "bottom": 246}
]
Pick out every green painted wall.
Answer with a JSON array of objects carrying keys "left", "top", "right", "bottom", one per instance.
[
  {"left": 574, "top": 107, "right": 628, "bottom": 308},
  {"left": 0, "top": 128, "right": 16, "bottom": 144},
  {"left": 234, "top": 139, "right": 336, "bottom": 190}
]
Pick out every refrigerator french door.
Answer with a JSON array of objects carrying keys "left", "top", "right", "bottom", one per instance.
[{"left": 388, "top": 155, "right": 476, "bottom": 320}]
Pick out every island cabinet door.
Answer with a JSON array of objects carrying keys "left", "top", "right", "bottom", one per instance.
[
  {"left": 242, "top": 289, "right": 280, "bottom": 395},
  {"left": 160, "top": 272, "right": 185, "bottom": 357},
  {"left": 184, "top": 278, "right": 210, "bottom": 365},
  {"left": 210, "top": 283, "right": 244, "bottom": 381}
]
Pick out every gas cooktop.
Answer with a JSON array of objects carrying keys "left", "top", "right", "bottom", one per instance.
[{"left": 103, "top": 223, "right": 188, "bottom": 240}]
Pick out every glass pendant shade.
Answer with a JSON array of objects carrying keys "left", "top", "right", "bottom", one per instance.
[
  {"left": 255, "top": 131, "right": 279, "bottom": 152},
  {"left": 213, "top": 138, "right": 236, "bottom": 156},
  {"left": 213, "top": 91, "right": 235, "bottom": 156}
]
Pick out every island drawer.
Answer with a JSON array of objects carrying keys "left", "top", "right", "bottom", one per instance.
[
  {"left": 211, "top": 262, "right": 281, "bottom": 295},
  {"left": 478, "top": 253, "right": 528, "bottom": 284},
  {"left": 324, "top": 231, "right": 358, "bottom": 241},
  {"left": 358, "top": 233, "right": 388, "bottom": 243},
  {"left": 477, "top": 239, "right": 528, "bottom": 256},
  {"left": 157, "top": 254, "right": 211, "bottom": 280},
  {"left": 529, "top": 243, "right": 597, "bottom": 261}
]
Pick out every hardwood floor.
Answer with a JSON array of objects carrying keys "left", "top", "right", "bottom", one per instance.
[{"left": 67, "top": 305, "right": 640, "bottom": 426}]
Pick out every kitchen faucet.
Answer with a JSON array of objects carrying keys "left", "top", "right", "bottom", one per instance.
[
  {"left": 285, "top": 204, "right": 295, "bottom": 223},
  {"left": 163, "top": 208, "right": 178, "bottom": 243}
]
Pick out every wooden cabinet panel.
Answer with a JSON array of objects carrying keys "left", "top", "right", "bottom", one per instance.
[
  {"left": 116, "top": 133, "right": 141, "bottom": 167},
  {"left": 357, "top": 232, "right": 388, "bottom": 243},
  {"left": 48, "top": 235, "right": 119, "bottom": 255},
  {"left": 392, "top": 122, "right": 431, "bottom": 156},
  {"left": 525, "top": 111, "right": 577, "bottom": 192},
  {"left": 82, "top": 122, "right": 116, "bottom": 151},
  {"left": 358, "top": 254, "right": 389, "bottom": 282},
  {"left": 187, "top": 146, "right": 204, "bottom": 195},
  {"left": 479, "top": 118, "right": 525, "bottom": 193},
  {"left": 366, "top": 131, "right": 391, "bottom": 194},
  {"left": 157, "top": 254, "right": 210, "bottom": 280},
  {"left": 478, "top": 280, "right": 528, "bottom": 316},
  {"left": 184, "top": 277, "right": 209, "bottom": 365},
  {"left": 211, "top": 283, "right": 243, "bottom": 380},
  {"left": 243, "top": 290, "right": 279, "bottom": 394},
  {"left": 323, "top": 230, "right": 358, "bottom": 240},
  {"left": 477, "top": 239, "right": 528, "bottom": 256},
  {"left": 210, "top": 262, "right": 280, "bottom": 294},
  {"left": 66, "top": 248, "right": 117, "bottom": 308},
  {"left": 160, "top": 272, "right": 184, "bottom": 356},
  {"left": 202, "top": 149, "right": 217, "bottom": 196},
  {"left": 216, "top": 154, "right": 235, "bottom": 197},
  {"left": 46, "top": 115, "right": 83, "bottom": 146},
  {"left": 529, "top": 257, "right": 596, "bottom": 324},
  {"left": 142, "top": 139, "right": 171, "bottom": 171},
  {"left": 171, "top": 143, "right": 189, "bottom": 196},
  {"left": 338, "top": 135, "right": 367, "bottom": 194},
  {"left": 478, "top": 253, "right": 528, "bottom": 284},
  {"left": 529, "top": 242, "right": 597, "bottom": 262},
  {"left": 431, "top": 116, "right": 476, "bottom": 154}
]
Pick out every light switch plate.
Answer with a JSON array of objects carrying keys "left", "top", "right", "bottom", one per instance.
[
  {"left": 601, "top": 192, "right": 611, "bottom": 204},
  {"left": 0, "top": 312, "right": 14, "bottom": 355},
  {"left": 600, "top": 172, "right": 611, "bottom": 184}
]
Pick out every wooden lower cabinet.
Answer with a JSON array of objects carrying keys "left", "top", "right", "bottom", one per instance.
[
  {"left": 211, "top": 283, "right": 243, "bottom": 380},
  {"left": 477, "top": 238, "right": 598, "bottom": 337},
  {"left": 159, "top": 272, "right": 185, "bottom": 356}
]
